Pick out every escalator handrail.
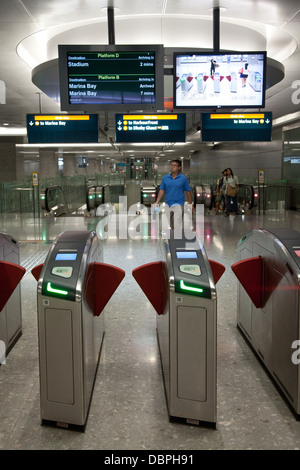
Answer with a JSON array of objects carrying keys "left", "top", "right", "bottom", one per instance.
[
  {"left": 43, "top": 185, "right": 69, "bottom": 214},
  {"left": 237, "top": 184, "right": 254, "bottom": 210}
]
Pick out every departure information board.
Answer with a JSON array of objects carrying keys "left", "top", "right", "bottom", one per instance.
[
  {"left": 27, "top": 114, "right": 98, "bottom": 143},
  {"left": 115, "top": 114, "right": 186, "bottom": 142},
  {"left": 58, "top": 45, "right": 164, "bottom": 111},
  {"left": 201, "top": 112, "right": 272, "bottom": 141},
  {"left": 67, "top": 51, "right": 156, "bottom": 105}
]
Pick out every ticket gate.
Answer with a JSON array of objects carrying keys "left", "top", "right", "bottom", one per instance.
[
  {"left": 193, "top": 184, "right": 213, "bottom": 210},
  {"left": 87, "top": 184, "right": 110, "bottom": 212},
  {"left": 31, "top": 230, "right": 125, "bottom": 430},
  {"left": 213, "top": 73, "right": 220, "bottom": 93},
  {"left": 196, "top": 73, "right": 207, "bottom": 93},
  {"left": 230, "top": 72, "right": 237, "bottom": 92},
  {"left": 132, "top": 231, "right": 225, "bottom": 426},
  {"left": 180, "top": 73, "right": 193, "bottom": 92},
  {"left": 232, "top": 228, "right": 300, "bottom": 415},
  {"left": 140, "top": 183, "right": 157, "bottom": 206},
  {"left": 249, "top": 71, "right": 262, "bottom": 92},
  {"left": 0, "top": 233, "right": 26, "bottom": 358}
]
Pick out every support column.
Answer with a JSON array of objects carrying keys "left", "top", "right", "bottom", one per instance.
[
  {"left": 0, "top": 142, "right": 17, "bottom": 182},
  {"left": 39, "top": 150, "right": 59, "bottom": 178},
  {"left": 126, "top": 158, "right": 132, "bottom": 179},
  {"left": 107, "top": 7, "right": 115, "bottom": 45},
  {"left": 63, "top": 155, "right": 76, "bottom": 176},
  {"left": 213, "top": 7, "right": 220, "bottom": 52}
]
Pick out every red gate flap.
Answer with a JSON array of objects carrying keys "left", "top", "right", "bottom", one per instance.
[
  {"left": 93, "top": 263, "right": 125, "bottom": 316},
  {"left": 231, "top": 257, "right": 263, "bottom": 309},
  {"left": 209, "top": 259, "right": 225, "bottom": 284},
  {"left": 31, "top": 263, "right": 44, "bottom": 281},
  {"left": 0, "top": 261, "right": 26, "bottom": 312},
  {"left": 132, "top": 261, "right": 168, "bottom": 316}
]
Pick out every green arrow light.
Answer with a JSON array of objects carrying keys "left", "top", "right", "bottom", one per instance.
[
  {"left": 47, "top": 282, "right": 68, "bottom": 296},
  {"left": 179, "top": 280, "right": 204, "bottom": 294}
]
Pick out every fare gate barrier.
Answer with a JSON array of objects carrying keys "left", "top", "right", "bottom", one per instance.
[
  {"left": 180, "top": 73, "right": 193, "bottom": 92},
  {"left": 196, "top": 73, "right": 207, "bottom": 93},
  {"left": 0, "top": 233, "right": 26, "bottom": 358},
  {"left": 193, "top": 184, "right": 213, "bottom": 210},
  {"left": 31, "top": 230, "right": 125, "bottom": 430},
  {"left": 140, "top": 183, "right": 157, "bottom": 206},
  {"left": 86, "top": 185, "right": 110, "bottom": 212},
  {"left": 132, "top": 231, "right": 225, "bottom": 427},
  {"left": 231, "top": 228, "right": 300, "bottom": 416}
]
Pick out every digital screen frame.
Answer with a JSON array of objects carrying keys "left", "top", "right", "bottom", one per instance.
[
  {"left": 115, "top": 113, "right": 186, "bottom": 143},
  {"left": 58, "top": 44, "right": 164, "bottom": 111},
  {"left": 173, "top": 51, "right": 267, "bottom": 109}
]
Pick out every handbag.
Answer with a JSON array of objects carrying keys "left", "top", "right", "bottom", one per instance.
[{"left": 226, "top": 184, "right": 237, "bottom": 197}]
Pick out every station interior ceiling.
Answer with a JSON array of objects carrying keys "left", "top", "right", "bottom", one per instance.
[{"left": 0, "top": 0, "right": 300, "bottom": 166}]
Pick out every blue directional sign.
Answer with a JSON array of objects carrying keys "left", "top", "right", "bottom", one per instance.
[
  {"left": 115, "top": 113, "right": 186, "bottom": 143},
  {"left": 27, "top": 114, "right": 98, "bottom": 143},
  {"left": 201, "top": 112, "right": 272, "bottom": 141}
]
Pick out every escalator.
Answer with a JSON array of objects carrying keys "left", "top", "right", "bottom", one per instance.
[
  {"left": 190, "top": 183, "right": 257, "bottom": 214},
  {"left": 41, "top": 184, "right": 111, "bottom": 216},
  {"left": 40, "top": 186, "right": 69, "bottom": 216},
  {"left": 237, "top": 184, "right": 257, "bottom": 213}
]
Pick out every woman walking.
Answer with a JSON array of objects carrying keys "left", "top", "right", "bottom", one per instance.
[{"left": 225, "top": 168, "right": 240, "bottom": 216}]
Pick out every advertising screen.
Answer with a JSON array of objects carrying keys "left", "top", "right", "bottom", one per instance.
[{"left": 174, "top": 51, "right": 266, "bottom": 109}]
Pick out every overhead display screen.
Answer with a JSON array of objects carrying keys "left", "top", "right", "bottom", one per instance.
[
  {"left": 201, "top": 112, "right": 272, "bottom": 141},
  {"left": 115, "top": 114, "right": 186, "bottom": 142},
  {"left": 27, "top": 114, "right": 98, "bottom": 143},
  {"left": 58, "top": 44, "right": 164, "bottom": 111},
  {"left": 174, "top": 51, "right": 266, "bottom": 109}
]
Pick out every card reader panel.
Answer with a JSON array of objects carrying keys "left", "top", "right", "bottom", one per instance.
[
  {"left": 41, "top": 242, "right": 85, "bottom": 301},
  {"left": 169, "top": 239, "right": 211, "bottom": 299}
]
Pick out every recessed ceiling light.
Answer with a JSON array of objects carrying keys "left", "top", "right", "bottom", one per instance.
[{"left": 2, "top": 123, "right": 9, "bottom": 126}]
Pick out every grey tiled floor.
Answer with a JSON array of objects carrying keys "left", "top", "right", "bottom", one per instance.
[{"left": 1, "top": 209, "right": 300, "bottom": 450}]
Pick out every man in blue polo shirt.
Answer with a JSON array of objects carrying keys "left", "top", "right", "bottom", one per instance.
[{"left": 154, "top": 160, "right": 193, "bottom": 228}]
